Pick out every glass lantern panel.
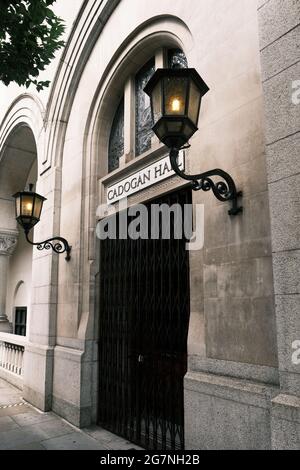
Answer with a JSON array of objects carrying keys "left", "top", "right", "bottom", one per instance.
[
  {"left": 15, "top": 195, "right": 21, "bottom": 218},
  {"left": 164, "top": 77, "right": 188, "bottom": 116},
  {"left": 152, "top": 81, "right": 162, "bottom": 123},
  {"left": 21, "top": 194, "right": 34, "bottom": 217},
  {"left": 108, "top": 97, "right": 124, "bottom": 173},
  {"left": 188, "top": 80, "right": 201, "bottom": 125},
  {"left": 32, "top": 196, "right": 44, "bottom": 220},
  {"left": 135, "top": 58, "right": 155, "bottom": 156}
]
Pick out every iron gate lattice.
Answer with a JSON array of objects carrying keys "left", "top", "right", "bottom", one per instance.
[{"left": 98, "top": 188, "right": 191, "bottom": 450}]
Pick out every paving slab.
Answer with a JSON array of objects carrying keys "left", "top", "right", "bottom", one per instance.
[
  {"left": 41, "top": 431, "right": 109, "bottom": 450},
  {"left": 21, "top": 418, "right": 76, "bottom": 440},
  {"left": 82, "top": 425, "right": 143, "bottom": 450},
  {"left": 0, "top": 426, "right": 50, "bottom": 450},
  {"left": 14, "top": 442, "right": 47, "bottom": 450},
  {"left": 0, "top": 378, "right": 143, "bottom": 450},
  {"left": 82, "top": 425, "right": 127, "bottom": 443},
  {"left": 0, "top": 415, "right": 20, "bottom": 432},
  {"left": 0, "top": 403, "right": 30, "bottom": 417},
  {"left": 11, "top": 411, "right": 57, "bottom": 427},
  {"left": 0, "top": 390, "right": 23, "bottom": 406}
]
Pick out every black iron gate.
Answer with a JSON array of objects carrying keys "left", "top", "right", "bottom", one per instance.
[{"left": 98, "top": 188, "right": 191, "bottom": 450}]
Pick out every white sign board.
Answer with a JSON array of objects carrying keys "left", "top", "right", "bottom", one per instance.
[{"left": 106, "top": 151, "right": 185, "bottom": 204}]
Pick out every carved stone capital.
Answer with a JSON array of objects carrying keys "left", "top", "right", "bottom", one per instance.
[{"left": 0, "top": 230, "right": 18, "bottom": 256}]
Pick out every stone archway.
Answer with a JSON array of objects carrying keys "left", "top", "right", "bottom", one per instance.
[{"left": 0, "top": 125, "right": 37, "bottom": 333}]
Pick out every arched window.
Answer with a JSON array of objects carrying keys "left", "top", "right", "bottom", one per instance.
[
  {"left": 108, "top": 97, "right": 124, "bottom": 172},
  {"left": 107, "top": 48, "right": 188, "bottom": 172},
  {"left": 135, "top": 58, "right": 155, "bottom": 156},
  {"left": 168, "top": 48, "right": 188, "bottom": 69}
]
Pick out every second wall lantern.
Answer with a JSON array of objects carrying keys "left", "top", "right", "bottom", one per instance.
[{"left": 13, "top": 185, "right": 72, "bottom": 261}]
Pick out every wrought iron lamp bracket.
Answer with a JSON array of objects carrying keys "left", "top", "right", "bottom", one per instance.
[
  {"left": 170, "top": 148, "right": 243, "bottom": 216},
  {"left": 25, "top": 230, "right": 71, "bottom": 261}
]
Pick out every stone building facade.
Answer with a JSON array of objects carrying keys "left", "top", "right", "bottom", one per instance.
[{"left": 0, "top": 0, "right": 299, "bottom": 450}]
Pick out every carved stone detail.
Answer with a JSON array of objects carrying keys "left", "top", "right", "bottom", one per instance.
[{"left": 0, "top": 231, "right": 18, "bottom": 256}]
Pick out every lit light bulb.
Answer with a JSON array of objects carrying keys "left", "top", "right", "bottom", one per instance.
[
  {"left": 171, "top": 98, "right": 181, "bottom": 112},
  {"left": 24, "top": 202, "right": 33, "bottom": 215}
]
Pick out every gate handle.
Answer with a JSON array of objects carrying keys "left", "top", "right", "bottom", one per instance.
[
  {"left": 128, "top": 353, "right": 146, "bottom": 363},
  {"left": 138, "top": 354, "right": 144, "bottom": 363}
]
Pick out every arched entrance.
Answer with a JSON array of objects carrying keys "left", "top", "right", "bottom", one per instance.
[
  {"left": 83, "top": 25, "right": 194, "bottom": 448},
  {"left": 98, "top": 188, "right": 191, "bottom": 450},
  {"left": 0, "top": 125, "right": 37, "bottom": 336}
]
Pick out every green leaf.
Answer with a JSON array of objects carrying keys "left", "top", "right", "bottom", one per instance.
[{"left": 0, "top": 0, "right": 65, "bottom": 90}]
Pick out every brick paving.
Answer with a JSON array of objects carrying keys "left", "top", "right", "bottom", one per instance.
[{"left": 0, "top": 378, "right": 141, "bottom": 450}]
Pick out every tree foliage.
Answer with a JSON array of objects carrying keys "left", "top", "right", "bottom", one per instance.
[{"left": 0, "top": 0, "right": 65, "bottom": 91}]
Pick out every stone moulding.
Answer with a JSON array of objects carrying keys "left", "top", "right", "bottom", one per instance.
[
  {"left": 0, "top": 94, "right": 45, "bottom": 175},
  {"left": 0, "top": 230, "right": 18, "bottom": 256},
  {"left": 43, "top": 0, "right": 122, "bottom": 172}
]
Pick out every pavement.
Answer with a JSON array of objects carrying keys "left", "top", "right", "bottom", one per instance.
[{"left": 0, "top": 378, "right": 142, "bottom": 450}]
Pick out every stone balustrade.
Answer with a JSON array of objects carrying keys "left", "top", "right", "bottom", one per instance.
[{"left": 0, "top": 332, "right": 26, "bottom": 389}]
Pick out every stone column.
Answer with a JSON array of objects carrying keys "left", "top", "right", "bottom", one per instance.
[
  {"left": 258, "top": 0, "right": 300, "bottom": 450},
  {"left": 0, "top": 230, "right": 18, "bottom": 332}
]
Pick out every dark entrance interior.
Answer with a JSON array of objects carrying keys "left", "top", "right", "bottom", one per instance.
[{"left": 98, "top": 188, "right": 191, "bottom": 450}]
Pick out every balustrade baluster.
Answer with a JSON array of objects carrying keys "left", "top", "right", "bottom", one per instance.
[
  {"left": 6, "top": 344, "right": 11, "bottom": 370},
  {"left": 20, "top": 347, "right": 24, "bottom": 376},
  {"left": 0, "top": 338, "right": 25, "bottom": 381},
  {"left": 0, "top": 342, "right": 3, "bottom": 367}
]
